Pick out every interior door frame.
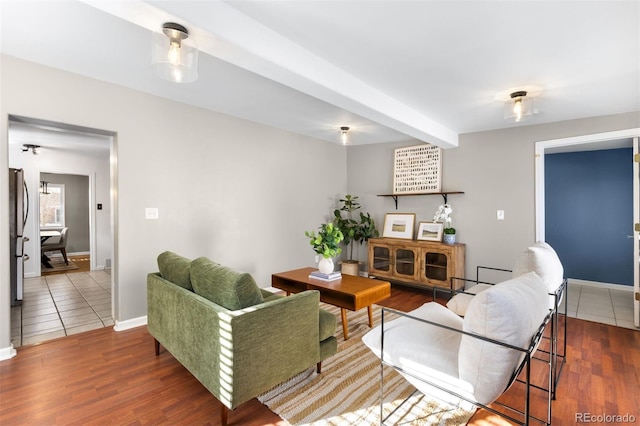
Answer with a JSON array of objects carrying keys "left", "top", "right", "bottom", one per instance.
[
  {"left": 535, "top": 128, "right": 640, "bottom": 327},
  {"left": 633, "top": 136, "right": 639, "bottom": 328}
]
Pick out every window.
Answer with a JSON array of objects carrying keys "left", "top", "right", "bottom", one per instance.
[{"left": 40, "top": 183, "right": 65, "bottom": 228}]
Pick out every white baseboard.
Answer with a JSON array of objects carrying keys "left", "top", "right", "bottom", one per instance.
[
  {"left": 114, "top": 315, "right": 147, "bottom": 331},
  {"left": 0, "top": 344, "right": 17, "bottom": 361},
  {"left": 568, "top": 278, "right": 634, "bottom": 292}
]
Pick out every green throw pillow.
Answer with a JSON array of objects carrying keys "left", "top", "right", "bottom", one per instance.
[
  {"left": 157, "top": 251, "right": 193, "bottom": 290},
  {"left": 190, "top": 257, "right": 263, "bottom": 310}
]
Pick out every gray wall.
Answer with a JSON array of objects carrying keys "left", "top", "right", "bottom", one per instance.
[
  {"left": 347, "top": 112, "right": 640, "bottom": 279},
  {"left": 0, "top": 55, "right": 346, "bottom": 351},
  {"left": 40, "top": 172, "right": 90, "bottom": 253}
]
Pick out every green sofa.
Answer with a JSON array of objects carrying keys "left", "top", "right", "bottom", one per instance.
[{"left": 147, "top": 252, "right": 337, "bottom": 425}]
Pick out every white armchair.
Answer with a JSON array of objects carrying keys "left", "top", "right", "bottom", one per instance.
[
  {"left": 446, "top": 241, "right": 567, "bottom": 399},
  {"left": 363, "top": 271, "right": 553, "bottom": 425}
]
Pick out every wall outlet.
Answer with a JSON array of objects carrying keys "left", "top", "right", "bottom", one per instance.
[
  {"left": 145, "top": 208, "right": 159, "bottom": 220},
  {"left": 497, "top": 210, "right": 505, "bottom": 220}
]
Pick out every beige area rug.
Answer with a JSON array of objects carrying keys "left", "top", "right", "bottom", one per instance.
[
  {"left": 258, "top": 304, "right": 476, "bottom": 426},
  {"left": 42, "top": 257, "right": 79, "bottom": 273}
]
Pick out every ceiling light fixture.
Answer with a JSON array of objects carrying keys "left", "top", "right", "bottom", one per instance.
[
  {"left": 152, "top": 22, "right": 199, "bottom": 83},
  {"left": 505, "top": 91, "right": 533, "bottom": 123},
  {"left": 22, "top": 144, "right": 40, "bottom": 155},
  {"left": 340, "top": 126, "right": 350, "bottom": 145}
]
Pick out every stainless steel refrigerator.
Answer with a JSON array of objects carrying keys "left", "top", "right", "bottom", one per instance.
[{"left": 9, "top": 168, "right": 29, "bottom": 306}]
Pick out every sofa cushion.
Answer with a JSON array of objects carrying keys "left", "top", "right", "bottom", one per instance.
[
  {"left": 512, "top": 241, "right": 564, "bottom": 294},
  {"left": 157, "top": 251, "right": 193, "bottom": 290},
  {"left": 363, "top": 303, "right": 464, "bottom": 378},
  {"left": 458, "top": 271, "right": 549, "bottom": 405},
  {"left": 446, "top": 284, "right": 493, "bottom": 317},
  {"left": 363, "top": 303, "right": 469, "bottom": 402},
  {"left": 190, "top": 257, "right": 263, "bottom": 310}
]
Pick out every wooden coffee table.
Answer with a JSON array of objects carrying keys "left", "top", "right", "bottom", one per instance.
[{"left": 272, "top": 267, "right": 391, "bottom": 340}]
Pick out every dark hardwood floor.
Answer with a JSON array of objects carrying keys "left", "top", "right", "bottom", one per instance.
[{"left": 1, "top": 285, "right": 638, "bottom": 425}]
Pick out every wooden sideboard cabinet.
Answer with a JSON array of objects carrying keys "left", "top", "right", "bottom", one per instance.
[{"left": 368, "top": 237, "right": 465, "bottom": 290}]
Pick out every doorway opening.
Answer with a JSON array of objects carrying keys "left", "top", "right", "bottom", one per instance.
[
  {"left": 7, "top": 115, "right": 117, "bottom": 347},
  {"left": 535, "top": 128, "right": 640, "bottom": 328},
  {"left": 39, "top": 172, "right": 89, "bottom": 273}
]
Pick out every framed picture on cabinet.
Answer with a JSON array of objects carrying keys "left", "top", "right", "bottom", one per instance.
[
  {"left": 416, "top": 221, "right": 443, "bottom": 241},
  {"left": 382, "top": 213, "right": 416, "bottom": 239}
]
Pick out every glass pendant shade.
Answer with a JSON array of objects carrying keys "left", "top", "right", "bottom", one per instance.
[
  {"left": 152, "top": 23, "right": 199, "bottom": 83},
  {"left": 340, "top": 126, "right": 350, "bottom": 145},
  {"left": 504, "top": 91, "right": 533, "bottom": 122}
]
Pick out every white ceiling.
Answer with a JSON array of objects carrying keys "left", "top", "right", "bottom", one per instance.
[{"left": 1, "top": 1, "right": 638, "bottom": 149}]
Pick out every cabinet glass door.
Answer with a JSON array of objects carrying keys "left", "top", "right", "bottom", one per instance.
[
  {"left": 395, "top": 248, "right": 415, "bottom": 277},
  {"left": 372, "top": 246, "right": 391, "bottom": 272},
  {"left": 424, "top": 252, "right": 448, "bottom": 281}
]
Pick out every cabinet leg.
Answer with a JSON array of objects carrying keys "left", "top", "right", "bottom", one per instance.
[{"left": 367, "top": 305, "right": 374, "bottom": 327}]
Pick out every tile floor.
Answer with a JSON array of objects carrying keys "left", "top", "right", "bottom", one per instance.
[
  {"left": 10, "top": 269, "right": 112, "bottom": 348},
  {"left": 561, "top": 280, "right": 638, "bottom": 330}
]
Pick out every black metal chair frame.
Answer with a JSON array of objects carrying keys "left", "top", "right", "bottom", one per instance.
[
  {"left": 380, "top": 307, "right": 553, "bottom": 426},
  {"left": 446, "top": 265, "right": 567, "bottom": 400},
  {"left": 378, "top": 307, "right": 553, "bottom": 425}
]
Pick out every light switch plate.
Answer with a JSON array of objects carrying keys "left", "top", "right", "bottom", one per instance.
[{"left": 497, "top": 210, "right": 505, "bottom": 220}]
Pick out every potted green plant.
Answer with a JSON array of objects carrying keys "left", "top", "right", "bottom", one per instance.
[
  {"left": 305, "top": 222, "right": 344, "bottom": 273},
  {"left": 333, "top": 194, "right": 379, "bottom": 275},
  {"left": 434, "top": 204, "right": 456, "bottom": 244}
]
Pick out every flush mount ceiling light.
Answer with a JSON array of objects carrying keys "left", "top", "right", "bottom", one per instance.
[
  {"left": 22, "top": 144, "right": 40, "bottom": 155},
  {"left": 505, "top": 91, "right": 534, "bottom": 123},
  {"left": 340, "top": 126, "right": 350, "bottom": 145},
  {"left": 152, "top": 22, "right": 199, "bottom": 83}
]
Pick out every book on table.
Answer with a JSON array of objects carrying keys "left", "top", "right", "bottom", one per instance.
[{"left": 309, "top": 270, "right": 342, "bottom": 281}]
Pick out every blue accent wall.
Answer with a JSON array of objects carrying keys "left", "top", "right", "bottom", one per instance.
[{"left": 545, "top": 148, "right": 633, "bottom": 286}]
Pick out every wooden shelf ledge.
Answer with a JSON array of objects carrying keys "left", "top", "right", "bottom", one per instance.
[{"left": 377, "top": 191, "right": 464, "bottom": 209}]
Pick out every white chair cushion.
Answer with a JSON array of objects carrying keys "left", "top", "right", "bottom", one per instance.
[
  {"left": 446, "top": 284, "right": 493, "bottom": 317},
  {"left": 512, "top": 241, "right": 564, "bottom": 293},
  {"left": 458, "top": 271, "right": 549, "bottom": 405},
  {"left": 362, "top": 303, "right": 476, "bottom": 402}
]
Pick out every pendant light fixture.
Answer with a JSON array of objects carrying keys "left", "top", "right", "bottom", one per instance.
[
  {"left": 340, "top": 126, "right": 350, "bottom": 145},
  {"left": 505, "top": 91, "right": 533, "bottom": 123},
  {"left": 152, "top": 22, "right": 199, "bottom": 83}
]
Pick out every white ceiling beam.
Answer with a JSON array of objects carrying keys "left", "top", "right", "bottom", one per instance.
[{"left": 80, "top": 0, "right": 458, "bottom": 148}]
